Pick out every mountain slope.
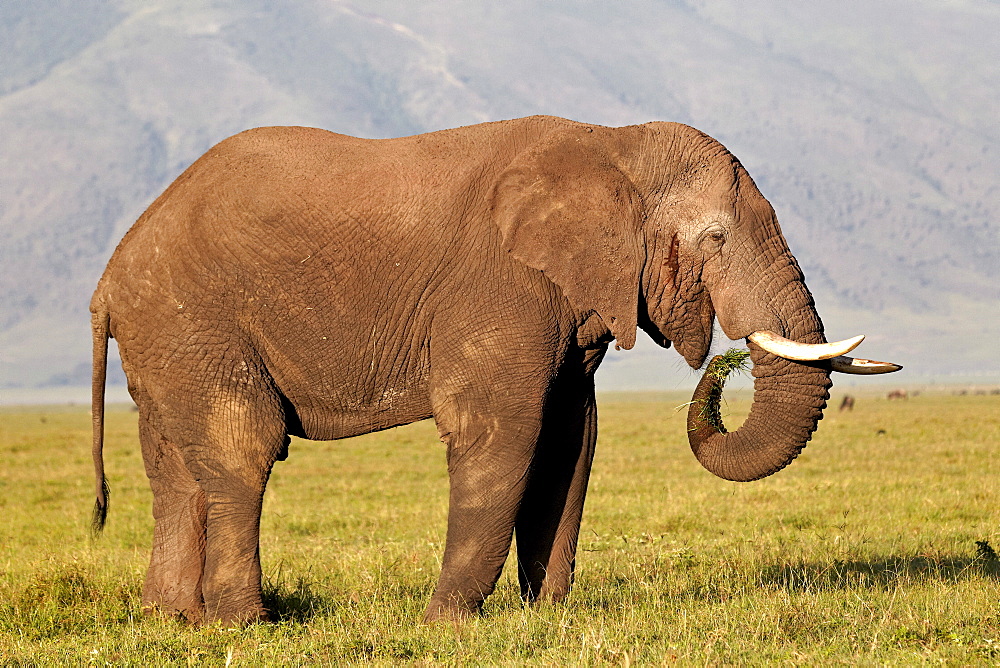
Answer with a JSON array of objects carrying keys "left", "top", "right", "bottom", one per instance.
[{"left": 1, "top": 0, "right": 997, "bottom": 390}]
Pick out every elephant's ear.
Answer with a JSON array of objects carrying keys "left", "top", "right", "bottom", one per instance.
[{"left": 491, "top": 129, "right": 644, "bottom": 349}]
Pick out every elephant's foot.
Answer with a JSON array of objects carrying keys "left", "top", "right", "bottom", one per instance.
[
  {"left": 537, "top": 581, "right": 573, "bottom": 605},
  {"left": 201, "top": 578, "right": 271, "bottom": 627},
  {"left": 142, "top": 569, "right": 206, "bottom": 625},
  {"left": 519, "top": 573, "right": 573, "bottom": 605},
  {"left": 519, "top": 555, "right": 580, "bottom": 605},
  {"left": 421, "top": 595, "right": 481, "bottom": 624},
  {"left": 142, "top": 591, "right": 270, "bottom": 626},
  {"left": 203, "top": 605, "right": 271, "bottom": 627},
  {"left": 141, "top": 597, "right": 205, "bottom": 625}
]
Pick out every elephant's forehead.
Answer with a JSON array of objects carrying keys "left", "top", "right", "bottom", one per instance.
[{"left": 649, "top": 195, "right": 734, "bottom": 234}]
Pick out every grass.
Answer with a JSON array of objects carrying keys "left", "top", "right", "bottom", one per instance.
[
  {"left": 693, "top": 348, "right": 752, "bottom": 432},
  {"left": 1, "top": 390, "right": 998, "bottom": 664}
]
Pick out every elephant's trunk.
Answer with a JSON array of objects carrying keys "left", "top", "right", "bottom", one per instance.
[{"left": 686, "top": 338, "right": 832, "bottom": 482}]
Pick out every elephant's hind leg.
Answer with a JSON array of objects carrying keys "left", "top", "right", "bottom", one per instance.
[
  {"left": 140, "top": 416, "right": 208, "bottom": 623},
  {"left": 185, "top": 391, "right": 287, "bottom": 626}
]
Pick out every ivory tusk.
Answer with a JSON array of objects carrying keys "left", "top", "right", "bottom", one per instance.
[
  {"left": 747, "top": 331, "right": 865, "bottom": 361},
  {"left": 830, "top": 356, "right": 902, "bottom": 374}
]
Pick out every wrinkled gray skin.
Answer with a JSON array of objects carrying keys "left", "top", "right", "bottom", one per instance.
[{"left": 91, "top": 115, "right": 831, "bottom": 625}]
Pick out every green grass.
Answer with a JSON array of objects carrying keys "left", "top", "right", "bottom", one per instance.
[
  {"left": 1, "top": 391, "right": 998, "bottom": 664},
  {"left": 691, "top": 348, "right": 752, "bottom": 433}
]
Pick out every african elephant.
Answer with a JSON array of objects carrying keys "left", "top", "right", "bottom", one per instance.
[{"left": 90, "top": 115, "right": 899, "bottom": 625}]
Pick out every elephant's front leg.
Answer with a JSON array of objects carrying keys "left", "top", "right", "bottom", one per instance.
[
  {"left": 515, "top": 371, "right": 598, "bottom": 603},
  {"left": 425, "top": 387, "right": 548, "bottom": 622}
]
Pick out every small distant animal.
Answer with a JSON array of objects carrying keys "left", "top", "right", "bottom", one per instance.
[
  {"left": 887, "top": 389, "right": 908, "bottom": 400},
  {"left": 839, "top": 395, "right": 855, "bottom": 411}
]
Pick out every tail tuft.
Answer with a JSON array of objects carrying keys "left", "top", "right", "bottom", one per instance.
[{"left": 91, "top": 479, "right": 110, "bottom": 537}]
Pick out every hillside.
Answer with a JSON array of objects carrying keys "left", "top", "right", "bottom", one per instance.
[{"left": 1, "top": 0, "right": 997, "bottom": 391}]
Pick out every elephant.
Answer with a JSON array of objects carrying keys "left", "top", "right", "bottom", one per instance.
[{"left": 90, "top": 115, "right": 900, "bottom": 625}]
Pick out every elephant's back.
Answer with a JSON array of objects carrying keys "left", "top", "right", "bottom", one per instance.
[
  {"left": 96, "top": 127, "right": 412, "bottom": 290},
  {"left": 99, "top": 116, "right": 568, "bottom": 276},
  {"left": 92, "top": 116, "right": 569, "bottom": 334}
]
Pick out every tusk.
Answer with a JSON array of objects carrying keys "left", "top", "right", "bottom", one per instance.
[
  {"left": 747, "top": 331, "right": 864, "bottom": 361},
  {"left": 830, "top": 356, "right": 902, "bottom": 374}
]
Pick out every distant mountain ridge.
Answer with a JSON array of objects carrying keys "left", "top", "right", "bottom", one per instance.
[{"left": 1, "top": 0, "right": 997, "bottom": 391}]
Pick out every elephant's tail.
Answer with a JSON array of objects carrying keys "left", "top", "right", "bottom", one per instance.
[{"left": 91, "top": 308, "right": 110, "bottom": 537}]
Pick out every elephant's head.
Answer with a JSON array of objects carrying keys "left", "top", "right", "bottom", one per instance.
[{"left": 493, "top": 119, "right": 899, "bottom": 482}]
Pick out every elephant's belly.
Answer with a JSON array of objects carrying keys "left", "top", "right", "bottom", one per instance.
[
  {"left": 252, "top": 317, "right": 435, "bottom": 440},
  {"left": 282, "top": 379, "right": 435, "bottom": 442}
]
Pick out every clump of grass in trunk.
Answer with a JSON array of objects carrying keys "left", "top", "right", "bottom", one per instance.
[
  {"left": 707, "top": 348, "right": 752, "bottom": 381},
  {"left": 698, "top": 348, "right": 751, "bottom": 432}
]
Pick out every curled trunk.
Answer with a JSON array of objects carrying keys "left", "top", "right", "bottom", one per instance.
[{"left": 686, "top": 341, "right": 832, "bottom": 482}]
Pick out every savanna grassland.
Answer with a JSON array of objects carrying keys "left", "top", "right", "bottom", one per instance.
[{"left": 1, "top": 390, "right": 997, "bottom": 664}]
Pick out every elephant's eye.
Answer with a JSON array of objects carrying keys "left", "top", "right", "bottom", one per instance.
[{"left": 700, "top": 228, "right": 727, "bottom": 252}]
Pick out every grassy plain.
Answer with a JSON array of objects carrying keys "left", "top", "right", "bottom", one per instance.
[{"left": 1, "top": 389, "right": 997, "bottom": 664}]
